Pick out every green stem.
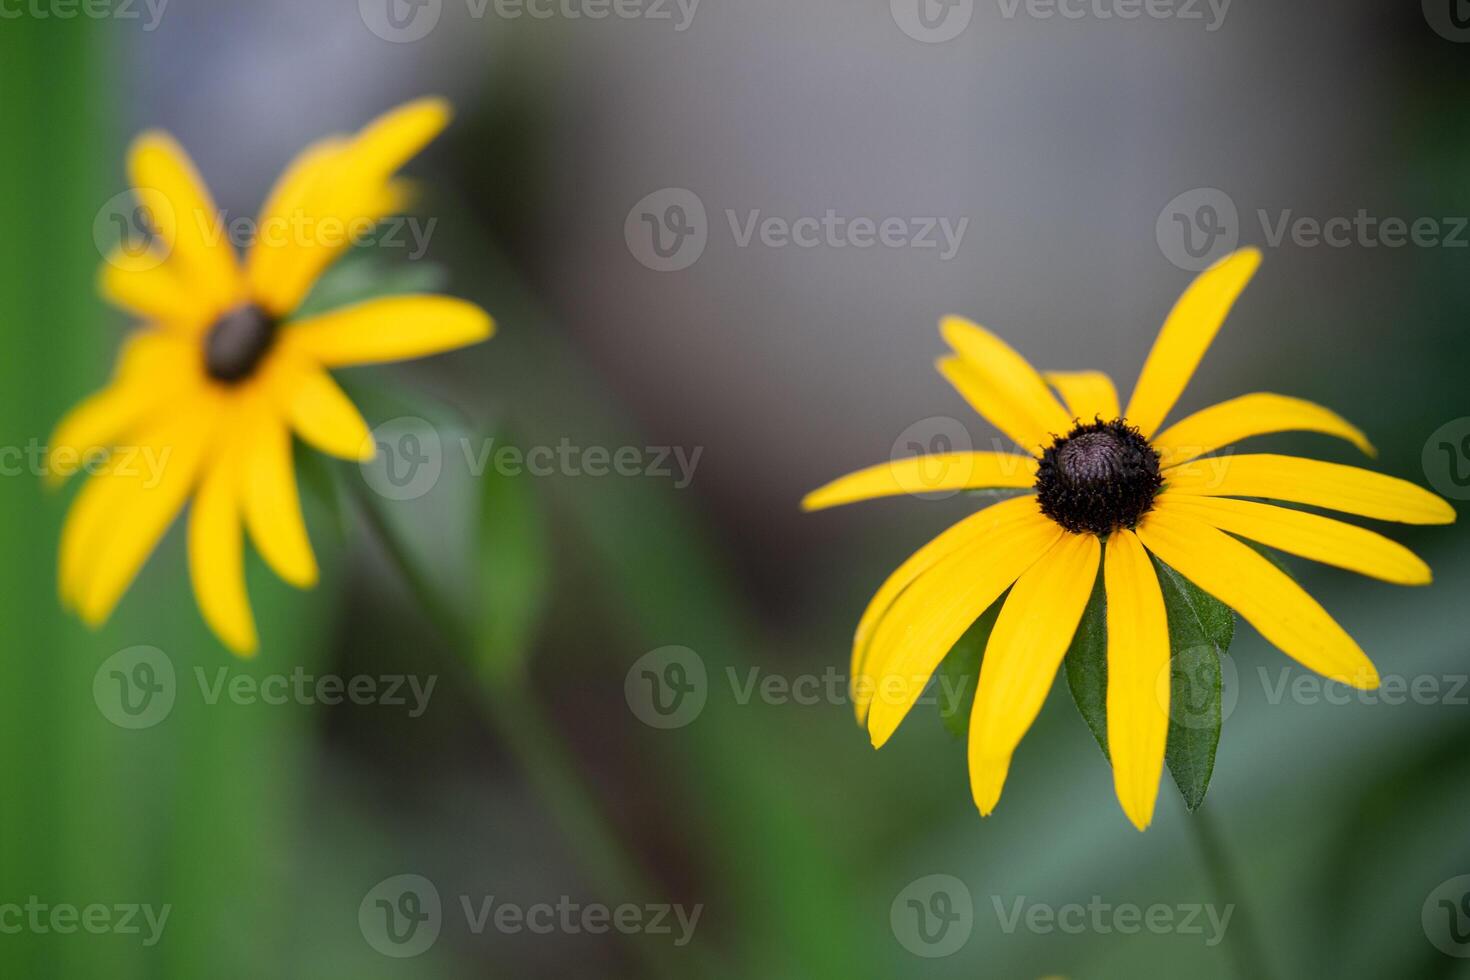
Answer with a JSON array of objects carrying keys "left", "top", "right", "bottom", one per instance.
[
  {"left": 346, "top": 476, "right": 702, "bottom": 980},
  {"left": 1187, "top": 806, "right": 1276, "bottom": 980}
]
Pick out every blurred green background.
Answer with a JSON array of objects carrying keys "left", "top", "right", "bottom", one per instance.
[{"left": 3, "top": 2, "right": 1470, "bottom": 977}]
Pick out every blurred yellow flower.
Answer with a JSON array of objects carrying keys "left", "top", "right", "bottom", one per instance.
[
  {"left": 804, "top": 248, "right": 1453, "bottom": 830},
  {"left": 51, "top": 97, "right": 493, "bottom": 656}
]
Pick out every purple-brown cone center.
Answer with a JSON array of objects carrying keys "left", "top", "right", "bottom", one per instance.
[
  {"left": 204, "top": 303, "right": 278, "bottom": 383},
  {"left": 1034, "top": 419, "right": 1162, "bottom": 535}
]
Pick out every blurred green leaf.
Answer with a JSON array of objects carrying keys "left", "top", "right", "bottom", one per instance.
[
  {"left": 292, "top": 251, "right": 447, "bottom": 320},
  {"left": 474, "top": 435, "right": 550, "bottom": 685},
  {"left": 936, "top": 593, "right": 1006, "bottom": 738}
]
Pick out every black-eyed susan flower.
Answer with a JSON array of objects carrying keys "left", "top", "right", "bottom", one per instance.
[
  {"left": 50, "top": 98, "right": 493, "bottom": 656},
  {"left": 803, "top": 248, "right": 1454, "bottom": 830}
]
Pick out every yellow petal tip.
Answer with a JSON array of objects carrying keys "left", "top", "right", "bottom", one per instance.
[
  {"left": 868, "top": 723, "right": 894, "bottom": 750},
  {"left": 1123, "top": 807, "right": 1154, "bottom": 832}
]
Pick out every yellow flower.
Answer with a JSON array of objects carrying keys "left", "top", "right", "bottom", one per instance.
[
  {"left": 51, "top": 98, "right": 493, "bottom": 656},
  {"left": 803, "top": 248, "right": 1454, "bottom": 830}
]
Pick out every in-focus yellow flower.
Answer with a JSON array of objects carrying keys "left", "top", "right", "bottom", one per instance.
[
  {"left": 51, "top": 98, "right": 493, "bottom": 656},
  {"left": 803, "top": 248, "right": 1454, "bottom": 830}
]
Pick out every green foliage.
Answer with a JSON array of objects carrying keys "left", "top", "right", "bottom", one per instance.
[
  {"left": 937, "top": 593, "right": 1007, "bottom": 738},
  {"left": 292, "top": 252, "right": 448, "bottom": 320},
  {"left": 1063, "top": 553, "right": 1235, "bottom": 811},
  {"left": 1062, "top": 570, "right": 1110, "bottom": 756},
  {"left": 474, "top": 435, "right": 550, "bottom": 685}
]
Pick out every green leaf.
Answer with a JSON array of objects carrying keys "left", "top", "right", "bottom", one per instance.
[
  {"left": 475, "top": 441, "right": 550, "bottom": 685},
  {"left": 1062, "top": 550, "right": 1236, "bottom": 811},
  {"left": 291, "top": 250, "right": 448, "bottom": 319},
  {"left": 1063, "top": 569, "right": 1109, "bottom": 758},
  {"left": 936, "top": 593, "right": 1006, "bottom": 738},
  {"left": 1152, "top": 556, "right": 1234, "bottom": 811}
]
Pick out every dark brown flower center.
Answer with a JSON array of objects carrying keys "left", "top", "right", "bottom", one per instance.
[
  {"left": 204, "top": 304, "right": 278, "bottom": 383},
  {"left": 1034, "top": 419, "right": 1162, "bottom": 535}
]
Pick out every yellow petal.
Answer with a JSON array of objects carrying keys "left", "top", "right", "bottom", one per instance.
[
  {"left": 59, "top": 467, "right": 135, "bottom": 608},
  {"left": 1164, "top": 453, "right": 1456, "bottom": 525},
  {"left": 967, "top": 747, "right": 1012, "bottom": 817},
  {"left": 245, "top": 136, "right": 347, "bottom": 314},
  {"left": 1152, "top": 392, "right": 1374, "bottom": 467},
  {"left": 248, "top": 98, "right": 451, "bottom": 316},
  {"left": 97, "top": 248, "right": 210, "bottom": 330},
  {"left": 967, "top": 531, "right": 1101, "bottom": 811},
  {"left": 283, "top": 295, "right": 493, "bottom": 368},
  {"left": 848, "top": 494, "right": 1041, "bottom": 722},
  {"left": 938, "top": 316, "right": 1073, "bottom": 453},
  {"left": 49, "top": 333, "right": 202, "bottom": 487},
  {"left": 127, "top": 132, "right": 243, "bottom": 316},
  {"left": 49, "top": 386, "right": 160, "bottom": 488},
  {"left": 801, "top": 452, "right": 1037, "bottom": 512},
  {"left": 284, "top": 362, "right": 375, "bottom": 461},
  {"left": 112, "top": 328, "right": 200, "bottom": 382},
  {"left": 1154, "top": 494, "right": 1430, "bottom": 586},
  {"left": 1103, "top": 529, "right": 1170, "bottom": 832},
  {"left": 1136, "top": 508, "right": 1379, "bottom": 688},
  {"left": 189, "top": 451, "right": 258, "bottom": 656},
  {"left": 241, "top": 411, "right": 319, "bottom": 588},
  {"left": 74, "top": 397, "right": 222, "bottom": 627},
  {"left": 1123, "top": 248, "right": 1262, "bottom": 438},
  {"left": 862, "top": 498, "right": 1062, "bottom": 747},
  {"left": 1044, "top": 370, "right": 1121, "bottom": 422}
]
